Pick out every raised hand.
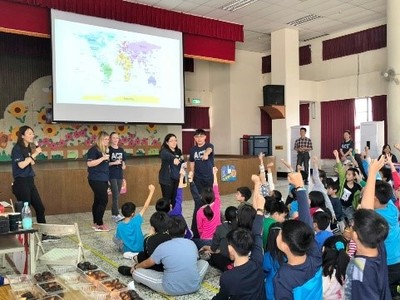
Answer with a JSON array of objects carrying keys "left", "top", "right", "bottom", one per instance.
[
  {"left": 213, "top": 166, "right": 218, "bottom": 175},
  {"left": 288, "top": 172, "right": 304, "bottom": 188},
  {"left": 368, "top": 156, "right": 386, "bottom": 176},
  {"left": 258, "top": 152, "right": 265, "bottom": 163},
  {"left": 148, "top": 184, "right": 155, "bottom": 192},
  {"left": 333, "top": 149, "right": 339, "bottom": 158}
]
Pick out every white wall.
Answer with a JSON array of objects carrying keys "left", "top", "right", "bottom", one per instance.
[
  {"left": 184, "top": 21, "right": 389, "bottom": 157},
  {"left": 228, "top": 50, "right": 264, "bottom": 154},
  {"left": 184, "top": 51, "right": 264, "bottom": 155},
  {"left": 209, "top": 61, "right": 231, "bottom": 154}
]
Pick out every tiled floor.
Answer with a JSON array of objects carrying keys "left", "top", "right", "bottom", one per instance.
[{"left": 2, "top": 179, "right": 289, "bottom": 299}]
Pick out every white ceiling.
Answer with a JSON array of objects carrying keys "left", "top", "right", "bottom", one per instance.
[{"left": 124, "top": 0, "right": 386, "bottom": 53}]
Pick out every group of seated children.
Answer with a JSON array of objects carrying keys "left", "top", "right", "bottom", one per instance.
[{"left": 113, "top": 148, "right": 400, "bottom": 300}]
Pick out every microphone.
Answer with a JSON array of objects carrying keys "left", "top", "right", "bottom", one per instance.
[{"left": 30, "top": 141, "right": 40, "bottom": 150}]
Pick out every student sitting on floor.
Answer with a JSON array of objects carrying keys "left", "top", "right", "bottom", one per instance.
[
  {"left": 313, "top": 211, "right": 333, "bottom": 250},
  {"left": 191, "top": 167, "right": 222, "bottom": 249},
  {"left": 262, "top": 196, "right": 288, "bottom": 249},
  {"left": 131, "top": 215, "right": 209, "bottom": 296},
  {"left": 258, "top": 152, "right": 275, "bottom": 197},
  {"left": 344, "top": 209, "right": 389, "bottom": 299},
  {"left": 235, "top": 186, "right": 252, "bottom": 204},
  {"left": 118, "top": 211, "right": 171, "bottom": 275},
  {"left": 212, "top": 174, "right": 266, "bottom": 300},
  {"left": 199, "top": 206, "right": 238, "bottom": 272},
  {"left": 274, "top": 172, "right": 323, "bottom": 300},
  {"left": 322, "top": 235, "right": 349, "bottom": 300},
  {"left": 263, "top": 223, "right": 285, "bottom": 300},
  {"left": 113, "top": 184, "right": 155, "bottom": 258},
  {"left": 361, "top": 155, "right": 400, "bottom": 299},
  {"left": 156, "top": 168, "right": 193, "bottom": 239}
]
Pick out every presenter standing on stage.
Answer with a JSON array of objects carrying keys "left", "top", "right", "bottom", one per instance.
[
  {"left": 109, "top": 132, "right": 126, "bottom": 223},
  {"left": 159, "top": 133, "right": 183, "bottom": 207},
  {"left": 87, "top": 131, "right": 111, "bottom": 232},
  {"left": 11, "top": 126, "right": 46, "bottom": 222}
]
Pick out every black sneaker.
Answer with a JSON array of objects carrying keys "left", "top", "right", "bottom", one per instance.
[
  {"left": 118, "top": 265, "right": 132, "bottom": 276},
  {"left": 42, "top": 234, "right": 60, "bottom": 243}
]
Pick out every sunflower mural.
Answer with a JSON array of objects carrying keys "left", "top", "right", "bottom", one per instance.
[
  {"left": 8, "top": 126, "right": 20, "bottom": 142},
  {"left": 37, "top": 107, "right": 47, "bottom": 124},
  {"left": 0, "top": 76, "right": 166, "bottom": 161},
  {"left": 146, "top": 124, "right": 157, "bottom": 134},
  {"left": 115, "top": 124, "right": 129, "bottom": 135},
  {"left": 7, "top": 101, "right": 28, "bottom": 122},
  {"left": 88, "top": 125, "right": 102, "bottom": 137},
  {"left": 42, "top": 124, "right": 58, "bottom": 137}
]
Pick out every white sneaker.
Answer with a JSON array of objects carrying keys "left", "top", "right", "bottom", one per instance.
[
  {"left": 123, "top": 251, "right": 139, "bottom": 260},
  {"left": 112, "top": 215, "right": 124, "bottom": 223}
]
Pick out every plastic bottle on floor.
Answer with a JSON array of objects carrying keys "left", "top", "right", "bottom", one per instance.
[{"left": 21, "top": 202, "right": 32, "bottom": 229}]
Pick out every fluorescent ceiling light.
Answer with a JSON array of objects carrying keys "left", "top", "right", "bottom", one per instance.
[
  {"left": 303, "top": 33, "right": 329, "bottom": 41},
  {"left": 287, "top": 14, "right": 322, "bottom": 26},
  {"left": 221, "top": 0, "right": 259, "bottom": 12}
]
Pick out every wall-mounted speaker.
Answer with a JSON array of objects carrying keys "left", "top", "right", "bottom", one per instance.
[{"left": 263, "top": 85, "right": 284, "bottom": 106}]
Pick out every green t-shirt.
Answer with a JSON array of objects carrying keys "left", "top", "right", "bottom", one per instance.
[{"left": 262, "top": 217, "right": 276, "bottom": 249}]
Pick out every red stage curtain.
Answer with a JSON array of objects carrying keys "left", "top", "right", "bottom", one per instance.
[
  {"left": 182, "top": 107, "right": 210, "bottom": 154},
  {"left": 261, "top": 109, "right": 272, "bottom": 135},
  {"left": 300, "top": 103, "right": 310, "bottom": 125},
  {"left": 299, "top": 45, "right": 311, "bottom": 66},
  {"left": 371, "top": 95, "right": 387, "bottom": 144},
  {"left": 184, "top": 34, "right": 235, "bottom": 62},
  {"left": 0, "top": 0, "right": 50, "bottom": 36},
  {"left": 320, "top": 99, "right": 355, "bottom": 158},
  {"left": 323, "top": 25, "right": 386, "bottom": 61},
  {"left": 262, "top": 45, "right": 310, "bottom": 73},
  {"left": 261, "top": 55, "right": 271, "bottom": 74},
  {"left": 2, "top": 0, "right": 242, "bottom": 61}
]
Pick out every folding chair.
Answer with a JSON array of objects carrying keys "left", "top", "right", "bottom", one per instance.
[{"left": 35, "top": 223, "right": 85, "bottom": 266}]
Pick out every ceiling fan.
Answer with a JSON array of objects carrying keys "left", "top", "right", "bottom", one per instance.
[{"left": 381, "top": 68, "right": 400, "bottom": 84}]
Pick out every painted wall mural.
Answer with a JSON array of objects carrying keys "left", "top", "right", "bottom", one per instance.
[{"left": 0, "top": 76, "right": 165, "bottom": 161}]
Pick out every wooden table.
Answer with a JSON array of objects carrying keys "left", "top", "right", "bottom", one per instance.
[{"left": 0, "top": 228, "right": 37, "bottom": 274}]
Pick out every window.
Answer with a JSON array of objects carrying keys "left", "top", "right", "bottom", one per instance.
[{"left": 354, "top": 97, "right": 372, "bottom": 152}]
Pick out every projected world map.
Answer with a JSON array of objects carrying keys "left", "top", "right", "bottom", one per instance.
[
  {"left": 52, "top": 11, "right": 183, "bottom": 120},
  {"left": 80, "top": 32, "right": 161, "bottom": 88}
]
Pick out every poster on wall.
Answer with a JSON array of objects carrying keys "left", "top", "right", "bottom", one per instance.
[{"left": 221, "top": 165, "right": 237, "bottom": 182}]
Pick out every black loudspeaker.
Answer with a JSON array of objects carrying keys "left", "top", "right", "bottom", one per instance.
[{"left": 263, "top": 85, "right": 284, "bottom": 106}]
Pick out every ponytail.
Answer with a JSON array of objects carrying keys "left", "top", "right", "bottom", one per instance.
[
  {"left": 335, "top": 249, "right": 350, "bottom": 285},
  {"left": 203, "top": 205, "right": 214, "bottom": 221},
  {"left": 322, "top": 236, "right": 350, "bottom": 286}
]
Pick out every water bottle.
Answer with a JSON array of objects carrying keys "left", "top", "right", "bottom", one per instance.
[{"left": 21, "top": 202, "right": 33, "bottom": 229}]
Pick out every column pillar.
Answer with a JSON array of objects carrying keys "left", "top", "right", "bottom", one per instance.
[
  {"left": 387, "top": 0, "right": 400, "bottom": 145},
  {"left": 270, "top": 28, "right": 300, "bottom": 173}
]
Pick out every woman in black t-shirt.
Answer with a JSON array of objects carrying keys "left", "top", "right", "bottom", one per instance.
[
  {"left": 158, "top": 133, "right": 183, "bottom": 206},
  {"left": 11, "top": 125, "right": 46, "bottom": 223},
  {"left": 108, "top": 132, "right": 126, "bottom": 223},
  {"left": 87, "top": 131, "right": 110, "bottom": 231},
  {"left": 340, "top": 130, "right": 354, "bottom": 162}
]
